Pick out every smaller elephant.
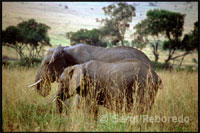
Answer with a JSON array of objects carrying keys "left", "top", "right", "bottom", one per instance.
[{"left": 53, "top": 59, "right": 163, "bottom": 118}]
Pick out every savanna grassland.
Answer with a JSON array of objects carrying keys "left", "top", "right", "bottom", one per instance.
[
  {"left": 2, "top": 2, "right": 198, "bottom": 132},
  {"left": 2, "top": 46, "right": 198, "bottom": 132},
  {"left": 2, "top": 31, "right": 198, "bottom": 132},
  {"left": 2, "top": 65, "right": 198, "bottom": 132}
]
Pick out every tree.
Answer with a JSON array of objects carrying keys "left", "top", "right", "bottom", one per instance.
[
  {"left": 98, "top": 2, "right": 136, "bottom": 46},
  {"left": 2, "top": 19, "right": 51, "bottom": 59},
  {"left": 134, "top": 9, "right": 186, "bottom": 64},
  {"left": 66, "top": 28, "right": 107, "bottom": 47},
  {"left": 17, "top": 19, "right": 51, "bottom": 58},
  {"left": 163, "top": 21, "right": 198, "bottom": 67},
  {"left": 2, "top": 26, "right": 25, "bottom": 59},
  {"left": 134, "top": 19, "right": 162, "bottom": 62},
  {"left": 133, "top": 36, "right": 147, "bottom": 50},
  {"left": 99, "top": 19, "right": 121, "bottom": 45}
]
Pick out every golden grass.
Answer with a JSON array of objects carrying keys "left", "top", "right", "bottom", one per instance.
[{"left": 2, "top": 66, "right": 198, "bottom": 132}]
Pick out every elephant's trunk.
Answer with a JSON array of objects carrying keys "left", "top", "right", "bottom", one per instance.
[{"left": 33, "top": 67, "right": 52, "bottom": 97}]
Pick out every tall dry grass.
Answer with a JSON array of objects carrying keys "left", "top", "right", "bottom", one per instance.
[{"left": 2, "top": 66, "right": 198, "bottom": 132}]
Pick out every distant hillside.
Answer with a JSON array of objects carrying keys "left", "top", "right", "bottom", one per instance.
[{"left": 2, "top": 2, "right": 198, "bottom": 46}]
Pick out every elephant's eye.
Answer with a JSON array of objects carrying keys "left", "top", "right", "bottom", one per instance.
[{"left": 46, "top": 62, "right": 49, "bottom": 65}]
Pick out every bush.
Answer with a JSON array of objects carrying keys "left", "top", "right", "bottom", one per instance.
[
  {"left": 175, "top": 66, "right": 197, "bottom": 72},
  {"left": 18, "top": 57, "right": 42, "bottom": 67},
  {"left": 2, "top": 60, "right": 10, "bottom": 66},
  {"left": 151, "top": 61, "right": 166, "bottom": 71},
  {"left": 3, "top": 57, "right": 42, "bottom": 68},
  {"left": 66, "top": 28, "right": 107, "bottom": 47},
  {"left": 184, "top": 66, "right": 197, "bottom": 72},
  {"left": 151, "top": 61, "right": 198, "bottom": 72}
]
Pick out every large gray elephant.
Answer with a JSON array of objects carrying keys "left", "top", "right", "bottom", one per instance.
[
  {"left": 29, "top": 44, "right": 152, "bottom": 97},
  {"left": 53, "top": 59, "right": 162, "bottom": 116}
]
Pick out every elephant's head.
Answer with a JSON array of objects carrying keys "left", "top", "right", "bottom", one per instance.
[
  {"left": 28, "top": 46, "right": 77, "bottom": 97},
  {"left": 55, "top": 65, "right": 85, "bottom": 100}
]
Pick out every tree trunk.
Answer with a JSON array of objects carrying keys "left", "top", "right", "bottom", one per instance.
[
  {"left": 16, "top": 44, "right": 25, "bottom": 59},
  {"left": 151, "top": 42, "right": 159, "bottom": 62},
  {"left": 166, "top": 51, "right": 191, "bottom": 68},
  {"left": 121, "top": 39, "right": 124, "bottom": 46},
  {"left": 178, "top": 55, "right": 185, "bottom": 68},
  {"left": 165, "top": 48, "right": 175, "bottom": 64},
  {"left": 155, "top": 54, "right": 159, "bottom": 62}
]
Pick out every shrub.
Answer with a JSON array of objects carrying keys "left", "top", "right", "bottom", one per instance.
[
  {"left": 18, "top": 57, "right": 42, "bottom": 67},
  {"left": 3, "top": 57, "right": 42, "bottom": 68},
  {"left": 151, "top": 61, "right": 166, "bottom": 71}
]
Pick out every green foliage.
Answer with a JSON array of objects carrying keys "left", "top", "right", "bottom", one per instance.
[
  {"left": 134, "top": 9, "right": 185, "bottom": 44},
  {"left": 17, "top": 19, "right": 51, "bottom": 46},
  {"left": 66, "top": 28, "right": 107, "bottom": 47},
  {"left": 2, "top": 57, "right": 42, "bottom": 68},
  {"left": 2, "top": 19, "right": 51, "bottom": 59},
  {"left": 163, "top": 39, "right": 182, "bottom": 50},
  {"left": 181, "top": 21, "right": 198, "bottom": 51},
  {"left": 134, "top": 9, "right": 186, "bottom": 64},
  {"left": 99, "top": 19, "right": 121, "bottom": 45},
  {"left": 18, "top": 57, "right": 42, "bottom": 67},
  {"left": 175, "top": 65, "right": 197, "bottom": 72},
  {"left": 151, "top": 61, "right": 166, "bottom": 71},
  {"left": 163, "top": 21, "right": 198, "bottom": 66},
  {"left": 98, "top": 2, "right": 136, "bottom": 46},
  {"left": 2, "top": 26, "right": 23, "bottom": 44},
  {"left": 2, "top": 26, "right": 25, "bottom": 58},
  {"left": 163, "top": 21, "right": 198, "bottom": 52},
  {"left": 123, "top": 40, "right": 130, "bottom": 46},
  {"left": 133, "top": 35, "right": 147, "bottom": 50},
  {"left": 152, "top": 60, "right": 198, "bottom": 72},
  {"left": 146, "top": 9, "right": 185, "bottom": 39}
]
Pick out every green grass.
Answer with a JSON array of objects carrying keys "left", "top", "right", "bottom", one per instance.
[{"left": 49, "top": 35, "right": 70, "bottom": 47}]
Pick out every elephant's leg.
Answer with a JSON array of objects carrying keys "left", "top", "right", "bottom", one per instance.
[
  {"left": 56, "top": 98, "right": 63, "bottom": 114},
  {"left": 56, "top": 92, "right": 66, "bottom": 114}
]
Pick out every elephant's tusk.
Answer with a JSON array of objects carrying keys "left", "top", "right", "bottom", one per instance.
[{"left": 28, "top": 79, "right": 42, "bottom": 88}]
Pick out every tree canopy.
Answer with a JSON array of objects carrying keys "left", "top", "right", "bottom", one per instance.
[
  {"left": 2, "top": 19, "right": 51, "bottom": 59},
  {"left": 134, "top": 9, "right": 186, "bottom": 64},
  {"left": 17, "top": 19, "right": 51, "bottom": 46},
  {"left": 66, "top": 28, "right": 107, "bottom": 47},
  {"left": 146, "top": 9, "right": 185, "bottom": 41},
  {"left": 98, "top": 2, "right": 136, "bottom": 46}
]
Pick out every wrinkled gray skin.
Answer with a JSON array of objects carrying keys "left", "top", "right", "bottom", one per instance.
[
  {"left": 35, "top": 44, "right": 152, "bottom": 97},
  {"left": 55, "top": 59, "right": 162, "bottom": 116}
]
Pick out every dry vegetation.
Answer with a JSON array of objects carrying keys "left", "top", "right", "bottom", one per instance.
[
  {"left": 2, "top": 66, "right": 198, "bottom": 132},
  {"left": 2, "top": 42, "right": 198, "bottom": 132},
  {"left": 2, "top": 2, "right": 198, "bottom": 131}
]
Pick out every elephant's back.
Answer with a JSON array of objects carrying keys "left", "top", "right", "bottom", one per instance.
[
  {"left": 101, "top": 60, "right": 157, "bottom": 86},
  {"left": 93, "top": 46, "right": 152, "bottom": 67},
  {"left": 65, "top": 44, "right": 152, "bottom": 67}
]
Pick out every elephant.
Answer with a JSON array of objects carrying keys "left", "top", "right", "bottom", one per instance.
[
  {"left": 28, "top": 44, "right": 152, "bottom": 97},
  {"left": 53, "top": 59, "right": 163, "bottom": 117}
]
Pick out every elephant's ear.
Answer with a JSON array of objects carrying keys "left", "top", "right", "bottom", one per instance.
[
  {"left": 68, "top": 65, "right": 84, "bottom": 96},
  {"left": 49, "top": 46, "right": 64, "bottom": 64}
]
